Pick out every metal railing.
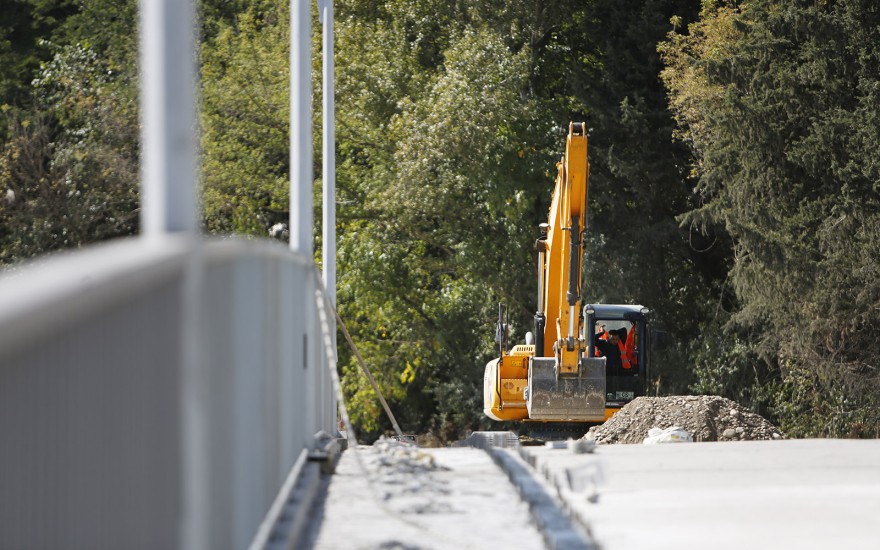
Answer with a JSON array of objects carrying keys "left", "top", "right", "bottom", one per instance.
[{"left": 0, "top": 236, "right": 337, "bottom": 549}]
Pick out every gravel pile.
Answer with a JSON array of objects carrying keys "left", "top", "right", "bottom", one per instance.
[{"left": 584, "top": 395, "right": 785, "bottom": 444}]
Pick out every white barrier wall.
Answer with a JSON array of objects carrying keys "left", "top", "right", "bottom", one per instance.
[{"left": 0, "top": 236, "right": 337, "bottom": 549}]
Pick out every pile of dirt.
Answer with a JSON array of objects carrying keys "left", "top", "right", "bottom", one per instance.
[{"left": 584, "top": 395, "right": 785, "bottom": 444}]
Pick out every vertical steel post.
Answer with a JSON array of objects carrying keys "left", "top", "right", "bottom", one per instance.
[
  {"left": 138, "top": 2, "right": 204, "bottom": 548},
  {"left": 290, "top": 0, "right": 313, "bottom": 255},
  {"left": 138, "top": 0, "right": 198, "bottom": 236},
  {"left": 320, "top": 0, "right": 336, "bottom": 307}
]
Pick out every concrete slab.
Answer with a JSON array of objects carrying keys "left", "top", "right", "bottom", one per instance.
[
  {"left": 527, "top": 439, "right": 880, "bottom": 550},
  {"left": 305, "top": 445, "right": 545, "bottom": 549}
]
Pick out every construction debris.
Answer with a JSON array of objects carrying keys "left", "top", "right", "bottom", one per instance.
[
  {"left": 584, "top": 395, "right": 785, "bottom": 444},
  {"left": 642, "top": 426, "right": 693, "bottom": 444}
]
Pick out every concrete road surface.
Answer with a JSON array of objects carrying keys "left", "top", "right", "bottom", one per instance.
[
  {"left": 527, "top": 439, "right": 880, "bottom": 550},
  {"left": 305, "top": 444, "right": 546, "bottom": 549}
]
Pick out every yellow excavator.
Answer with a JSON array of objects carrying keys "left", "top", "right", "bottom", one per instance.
[{"left": 483, "top": 122, "right": 658, "bottom": 427}]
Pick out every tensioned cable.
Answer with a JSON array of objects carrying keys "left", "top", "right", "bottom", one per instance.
[{"left": 312, "top": 278, "right": 405, "bottom": 440}]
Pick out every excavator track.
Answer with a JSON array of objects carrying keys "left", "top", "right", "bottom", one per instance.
[{"left": 520, "top": 421, "right": 598, "bottom": 443}]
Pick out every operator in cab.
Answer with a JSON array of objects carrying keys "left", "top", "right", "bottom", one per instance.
[{"left": 595, "top": 327, "right": 629, "bottom": 374}]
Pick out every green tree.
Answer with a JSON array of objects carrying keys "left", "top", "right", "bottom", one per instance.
[
  {"left": 0, "top": 1, "right": 141, "bottom": 264},
  {"left": 0, "top": 0, "right": 77, "bottom": 115},
  {"left": 200, "top": 4, "right": 292, "bottom": 235},
  {"left": 333, "top": 3, "right": 544, "bottom": 438},
  {"left": 0, "top": 37, "right": 139, "bottom": 264},
  {"left": 548, "top": 0, "right": 717, "bottom": 395},
  {"left": 661, "top": 0, "right": 880, "bottom": 437}
]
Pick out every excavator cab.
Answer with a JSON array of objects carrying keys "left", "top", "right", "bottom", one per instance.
[{"left": 584, "top": 304, "right": 651, "bottom": 409}]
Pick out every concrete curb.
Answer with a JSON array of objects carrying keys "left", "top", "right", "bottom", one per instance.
[{"left": 463, "top": 432, "right": 597, "bottom": 550}]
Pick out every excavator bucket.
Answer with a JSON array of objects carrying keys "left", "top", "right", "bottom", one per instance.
[{"left": 527, "top": 356, "right": 606, "bottom": 421}]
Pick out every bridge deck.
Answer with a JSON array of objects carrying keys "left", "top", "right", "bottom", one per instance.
[
  {"left": 304, "top": 445, "right": 546, "bottom": 549},
  {"left": 529, "top": 438, "right": 880, "bottom": 550}
]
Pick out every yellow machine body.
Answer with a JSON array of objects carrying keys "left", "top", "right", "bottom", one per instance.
[
  {"left": 483, "top": 345, "right": 623, "bottom": 422},
  {"left": 483, "top": 345, "right": 532, "bottom": 421}
]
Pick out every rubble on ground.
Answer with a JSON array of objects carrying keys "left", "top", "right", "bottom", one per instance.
[
  {"left": 584, "top": 395, "right": 785, "bottom": 444},
  {"left": 360, "top": 438, "right": 453, "bottom": 512},
  {"left": 370, "top": 437, "right": 448, "bottom": 475}
]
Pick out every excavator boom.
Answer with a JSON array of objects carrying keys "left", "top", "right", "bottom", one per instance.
[
  {"left": 539, "top": 123, "right": 589, "bottom": 372},
  {"left": 483, "top": 122, "right": 655, "bottom": 426}
]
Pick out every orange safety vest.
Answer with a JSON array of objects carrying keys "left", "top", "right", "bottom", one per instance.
[
  {"left": 618, "top": 339, "right": 632, "bottom": 369},
  {"left": 623, "top": 333, "right": 637, "bottom": 369}
]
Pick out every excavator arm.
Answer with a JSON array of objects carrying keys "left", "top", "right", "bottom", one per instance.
[
  {"left": 484, "top": 123, "right": 606, "bottom": 422},
  {"left": 536, "top": 122, "right": 589, "bottom": 373}
]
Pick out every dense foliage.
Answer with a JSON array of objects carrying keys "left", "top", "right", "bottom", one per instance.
[
  {"left": 1, "top": 0, "right": 877, "bottom": 440},
  {"left": 0, "top": 1, "right": 139, "bottom": 263},
  {"left": 661, "top": 0, "right": 880, "bottom": 437}
]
